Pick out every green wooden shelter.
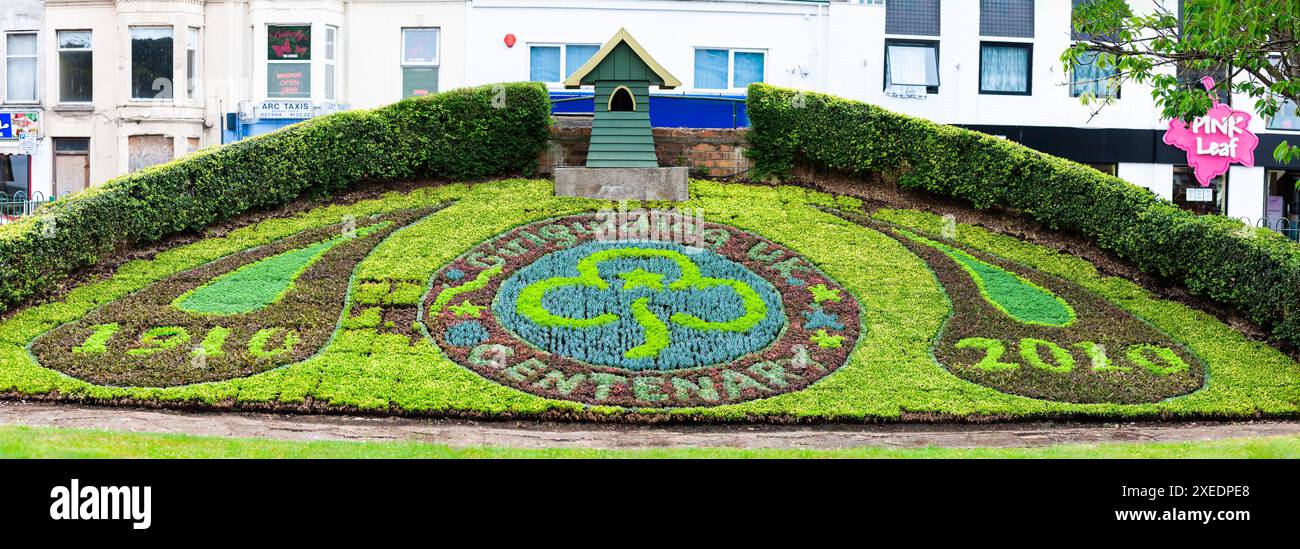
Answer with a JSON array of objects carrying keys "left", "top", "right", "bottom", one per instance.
[{"left": 563, "top": 29, "right": 681, "bottom": 168}]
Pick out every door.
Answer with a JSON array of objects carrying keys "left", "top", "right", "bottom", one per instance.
[{"left": 53, "top": 137, "right": 90, "bottom": 196}]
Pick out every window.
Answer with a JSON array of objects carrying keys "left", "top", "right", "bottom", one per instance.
[
  {"left": 1177, "top": 63, "right": 1230, "bottom": 105},
  {"left": 1266, "top": 170, "right": 1299, "bottom": 239},
  {"left": 980, "top": 0, "right": 1035, "bottom": 38},
  {"left": 1, "top": 154, "right": 30, "bottom": 198},
  {"left": 53, "top": 138, "right": 89, "bottom": 196},
  {"left": 6, "top": 32, "right": 37, "bottom": 103},
  {"left": 979, "top": 42, "right": 1032, "bottom": 95},
  {"left": 1268, "top": 100, "right": 1300, "bottom": 130},
  {"left": 402, "top": 28, "right": 439, "bottom": 98},
  {"left": 267, "top": 25, "right": 310, "bottom": 98},
  {"left": 1071, "top": 0, "right": 1105, "bottom": 40},
  {"left": 131, "top": 27, "right": 173, "bottom": 100},
  {"left": 609, "top": 86, "right": 635, "bottom": 112},
  {"left": 58, "top": 30, "right": 92, "bottom": 103},
  {"left": 529, "top": 46, "right": 560, "bottom": 83},
  {"left": 1173, "top": 166, "right": 1226, "bottom": 216},
  {"left": 565, "top": 45, "right": 598, "bottom": 78},
  {"left": 324, "top": 26, "right": 337, "bottom": 100},
  {"left": 528, "top": 44, "right": 598, "bottom": 83},
  {"left": 1070, "top": 49, "right": 1118, "bottom": 98},
  {"left": 885, "top": 40, "right": 939, "bottom": 95},
  {"left": 694, "top": 48, "right": 765, "bottom": 90},
  {"left": 1085, "top": 162, "right": 1117, "bottom": 177},
  {"left": 885, "top": 0, "right": 940, "bottom": 36},
  {"left": 186, "top": 28, "right": 199, "bottom": 99},
  {"left": 127, "top": 135, "right": 173, "bottom": 173}
]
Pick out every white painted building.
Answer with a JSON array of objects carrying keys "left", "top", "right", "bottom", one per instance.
[
  {"left": 1, "top": 0, "right": 1298, "bottom": 232},
  {"left": 1, "top": 0, "right": 51, "bottom": 217}
]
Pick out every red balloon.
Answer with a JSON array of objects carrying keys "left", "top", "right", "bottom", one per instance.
[{"left": 504, "top": 34, "right": 517, "bottom": 48}]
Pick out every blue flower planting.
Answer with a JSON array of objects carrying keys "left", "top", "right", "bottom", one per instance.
[
  {"left": 446, "top": 321, "right": 490, "bottom": 347},
  {"left": 493, "top": 241, "right": 785, "bottom": 371}
]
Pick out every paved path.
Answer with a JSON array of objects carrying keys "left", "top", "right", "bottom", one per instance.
[{"left": 2, "top": 401, "right": 1299, "bottom": 450}]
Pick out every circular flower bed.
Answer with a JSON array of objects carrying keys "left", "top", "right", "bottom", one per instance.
[{"left": 420, "top": 214, "right": 861, "bottom": 408}]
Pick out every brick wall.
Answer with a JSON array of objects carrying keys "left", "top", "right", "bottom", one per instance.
[{"left": 538, "top": 117, "right": 752, "bottom": 178}]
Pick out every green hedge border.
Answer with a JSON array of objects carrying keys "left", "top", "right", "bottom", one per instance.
[
  {"left": 745, "top": 83, "right": 1300, "bottom": 350},
  {"left": 0, "top": 82, "right": 551, "bottom": 314}
]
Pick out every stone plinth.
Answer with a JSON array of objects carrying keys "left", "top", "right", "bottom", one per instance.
[{"left": 554, "top": 167, "right": 689, "bottom": 201}]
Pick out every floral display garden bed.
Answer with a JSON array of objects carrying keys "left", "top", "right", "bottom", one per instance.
[{"left": 3, "top": 179, "right": 1297, "bottom": 422}]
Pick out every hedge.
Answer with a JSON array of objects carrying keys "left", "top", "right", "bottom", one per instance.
[
  {"left": 745, "top": 83, "right": 1300, "bottom": 349},
  {"left": 0, "top": 82, "right": 551, "bottom": 313}
]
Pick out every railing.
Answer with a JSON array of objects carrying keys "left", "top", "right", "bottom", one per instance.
[
  {"left": 0, "top": 191, "right": 56, "bottom": 225},
  {"left": 549, "top": 91, "right": 750, "bottom": 129},
  {"left": 1238, "top": 216, "right": 1300, "bottom": 242}
]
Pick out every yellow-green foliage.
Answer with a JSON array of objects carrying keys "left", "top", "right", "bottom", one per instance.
[
  {"left": 0, "top": 180, "right": 1296, "bottom": 421},
  {"left": 746, "top": 83, "right": 1300, "bottom": 350}
]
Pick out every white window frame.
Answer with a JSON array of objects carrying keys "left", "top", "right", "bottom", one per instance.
[
  {"left": 402, "top": 27, "right": 440, "bottom": 68},
  {"left": 186, "top": 27, "right": 200, "bottom": 100},
  {"left": 527, "top": 43, "right": 601, "bottom": 85},
  {"left": 57, "top": 29, "right": 93, "bottom": 104},
  {"left": 324, "top": 25, "right": 338, "bottom": 101},
  {"left": 692, "top": 47, "right": 767, "bottom": 91},
  {"left": 5, "top": 31, "right": 38, "bottom": 104}
]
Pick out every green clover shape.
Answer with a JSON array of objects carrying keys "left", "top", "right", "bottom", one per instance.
[{"left": 515, "top": 247, "right": 768, "bottom": 359}]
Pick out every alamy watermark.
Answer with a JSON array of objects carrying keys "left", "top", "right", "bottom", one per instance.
[
  {"left": 594, "top": 201, "right": 707, "bottom": 247},
  {"left": 50, "top": 479, "right": 152, "bottom": 530}
]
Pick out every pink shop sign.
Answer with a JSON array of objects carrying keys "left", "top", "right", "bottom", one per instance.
[{"left": 1163, "top": 77, "right": 1260, "bottom": 187}]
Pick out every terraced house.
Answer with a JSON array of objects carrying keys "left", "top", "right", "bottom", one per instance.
[{"left": 1, "top": 0, "right": 1298, "bottom": 232}]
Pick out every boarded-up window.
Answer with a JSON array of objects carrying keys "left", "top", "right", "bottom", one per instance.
[
  {"left": 128, "top": 135, "right": 173, "bottom": 172},
  {"left": 53, "top": 138, "right": 90, "bottom": 196},
  {"left": 187, "top": 137, "right": 200, "bottom": 154}
]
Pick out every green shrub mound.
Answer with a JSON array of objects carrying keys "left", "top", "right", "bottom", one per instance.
[
  {"left": 0, "top": 82, "right": 551, "bottom": 314},
  {"left": 745, "top": 83, "right": 1300, "bottom": 350}
]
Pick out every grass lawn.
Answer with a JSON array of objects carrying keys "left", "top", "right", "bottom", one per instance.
[{"left": 1, "top": 425, "right": 1298, "bottom": 459}]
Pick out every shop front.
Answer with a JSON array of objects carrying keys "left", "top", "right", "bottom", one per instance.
[
  {"left": 0, "top": 109, "right": 50, "bottom": 222},
  {"left": 1266, "top": 169, "right": 1299, "bottom": 240}
]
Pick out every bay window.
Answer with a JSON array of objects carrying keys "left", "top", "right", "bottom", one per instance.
[
  {"left": 58, "top": 30, "right": 93, "bottom": 103},
  {"left": 131, "top": 27, "right": 173, "bottom": 100},
  {"left": 402, "top": 28, "right": 439, "bottom": 98},
  {"left": 186, "top": 28, "right": 199, "bottom": 99},
  {"left": 267, "top": 25, "right": 310, "bottom": 98},
  {"left": 979, "top": 42, "right": 1032, "bottom": 95},
  {"left": 325, "top": 26, "right": 337, "bottom": 100}
]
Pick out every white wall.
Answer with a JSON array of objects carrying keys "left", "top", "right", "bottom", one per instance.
[
  {"left": 465, "top": 0, "right": 828, "bottom": 95},
  {"left": 42, "top": 0, "right": 212, "bottom": 187},
  {"left": 827, "top": 0, "right": 1166, "bottom": 130},
  {"left": 1227, "top": 165, "right": 1265, "bottom": 221},
  {"left": 1118, "top": 163, "right": 1174, "bottom": 201},
  {"left": 0, "top": 0, "right": 48, "bottom": 198},
  {"left": 344, "top": 0, "right": 466, "bottom": 109}
]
